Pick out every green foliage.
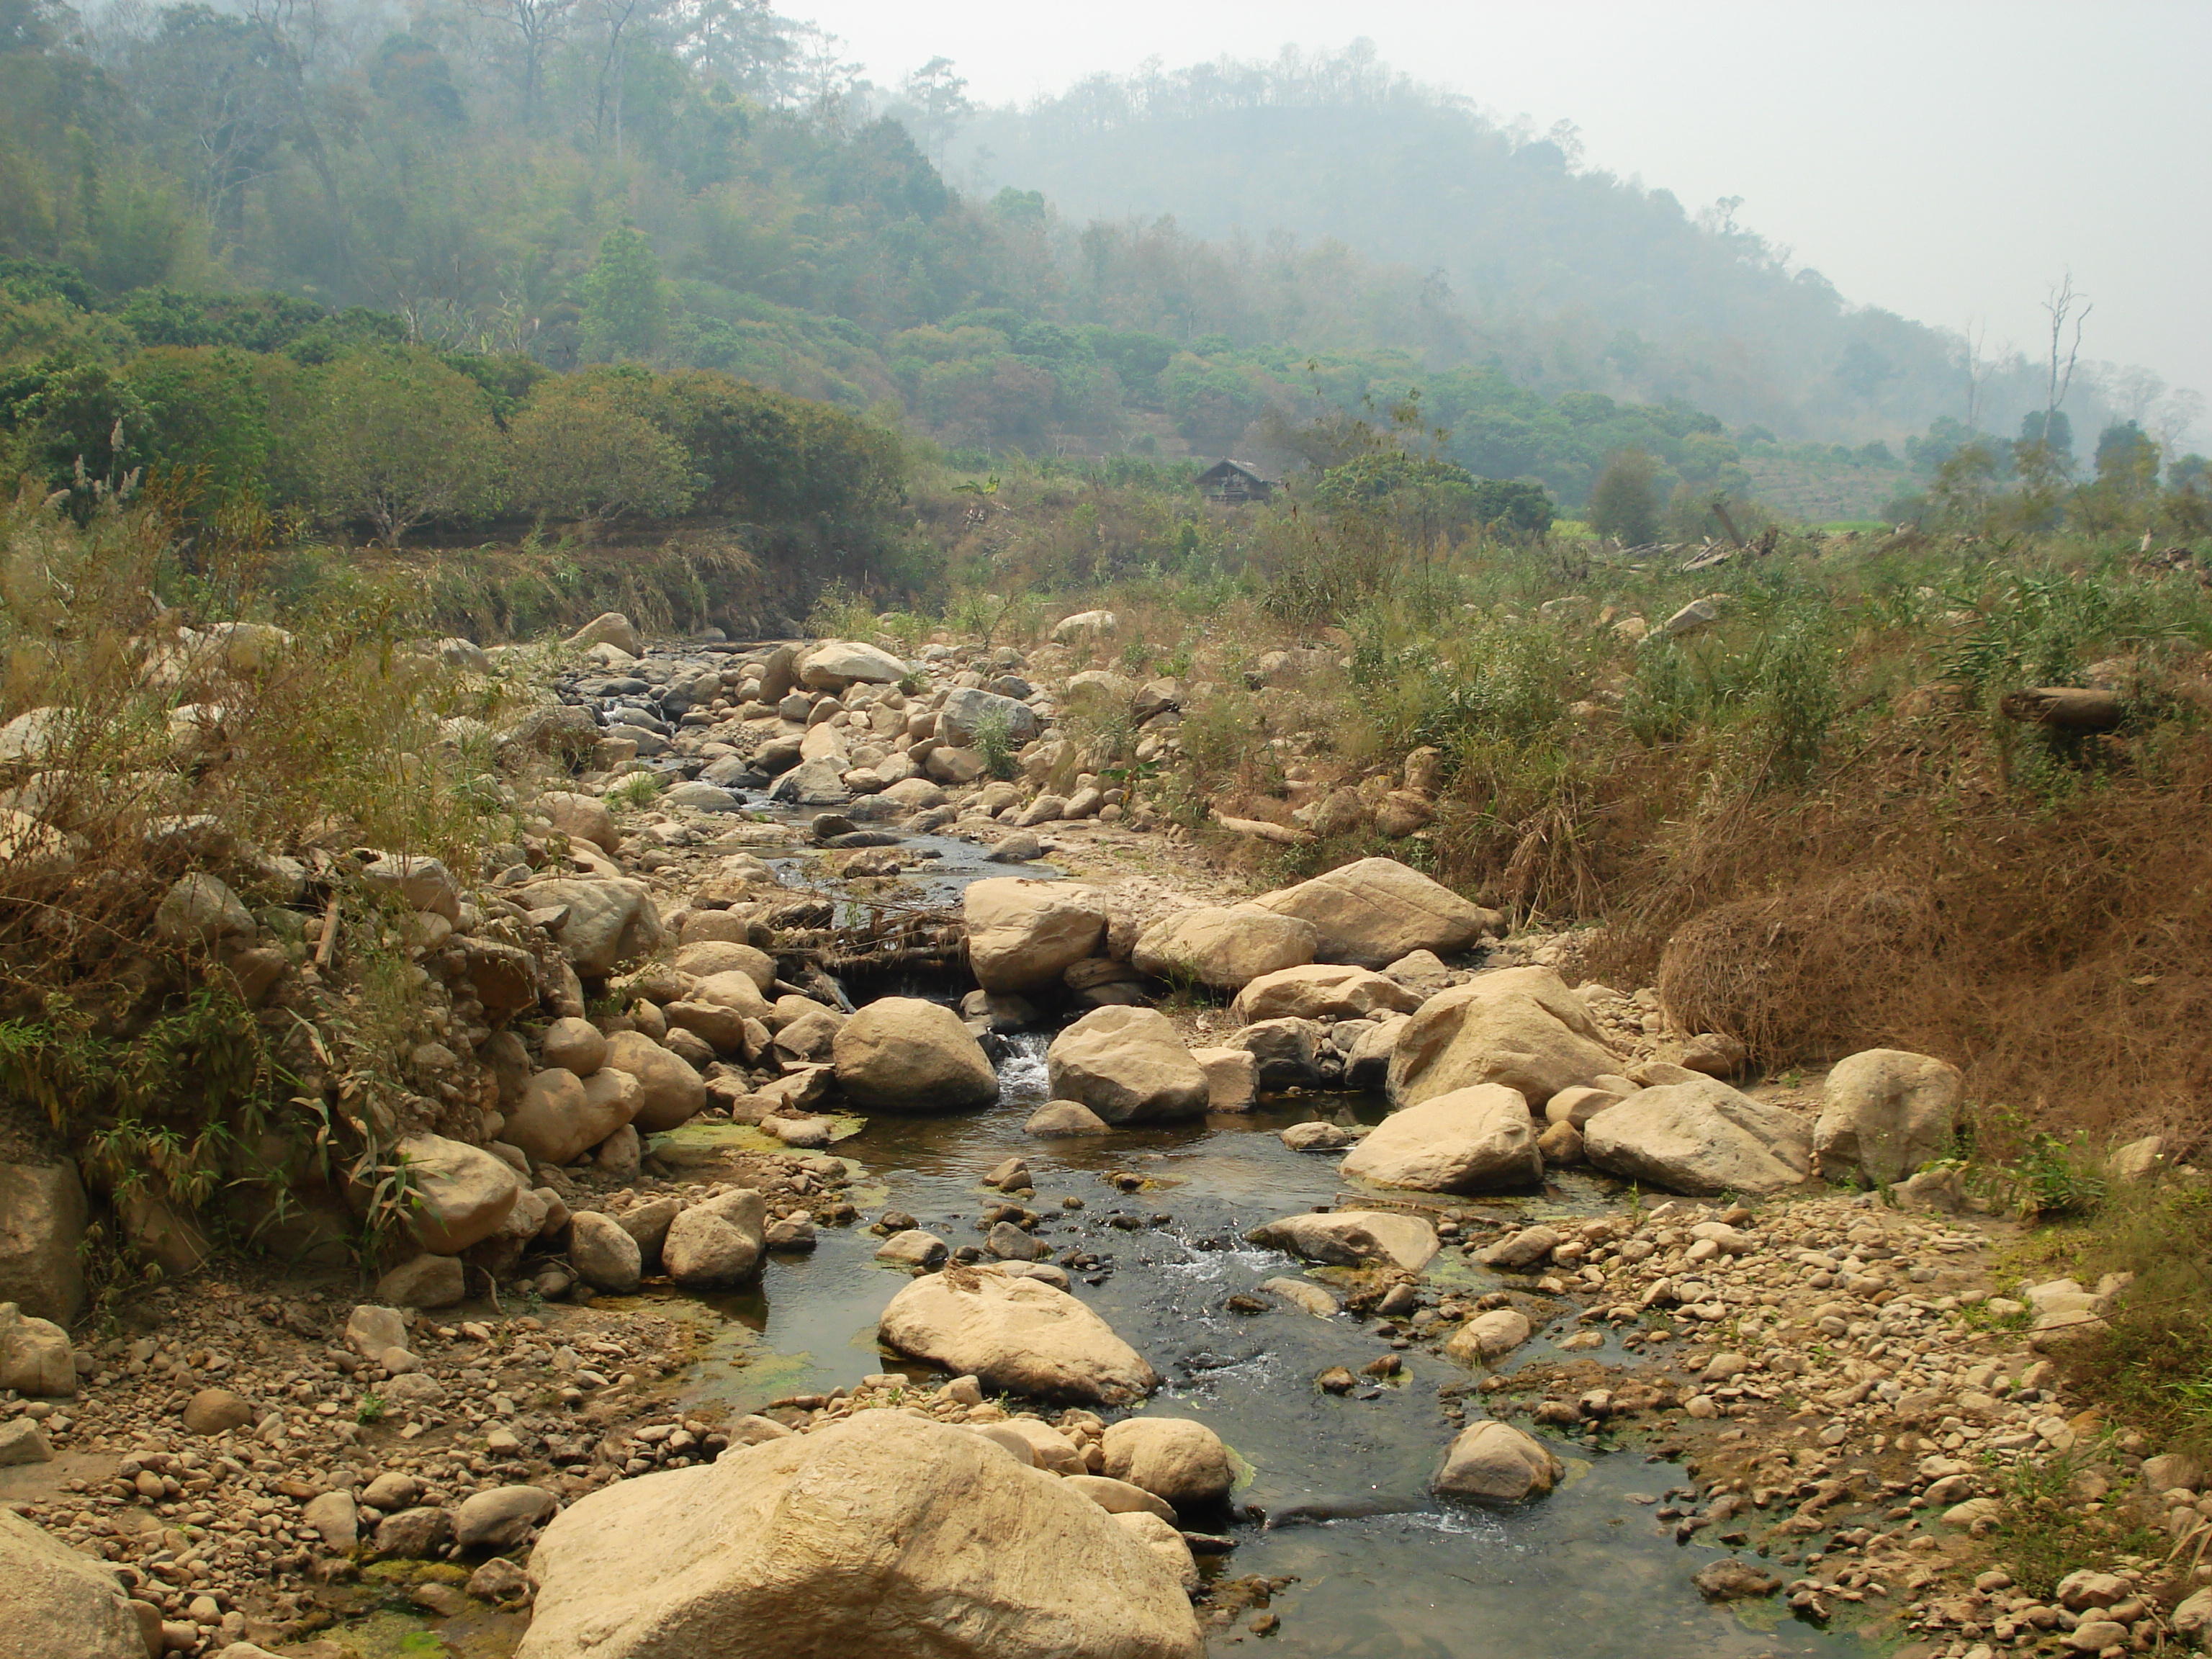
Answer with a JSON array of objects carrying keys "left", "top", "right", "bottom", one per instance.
[
  {"left": 1587, "top": 447, "right": 1661, "bottom": 544},
  {"left": 302, "top": 347, "right": 503, "bottom": 544},
  {"left": 580, "top": 227, "right": 668, "bottom": 364},
  {"left": 971, "top": 709, "right": 1020, "bottom": 781},
  {"left": 507, "top": 387, "right": 694, "bottom": 523}
]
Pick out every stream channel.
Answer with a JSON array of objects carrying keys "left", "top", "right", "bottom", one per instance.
[{"left": 624, "top": 801, "right": 1875, "bottom": 1659}]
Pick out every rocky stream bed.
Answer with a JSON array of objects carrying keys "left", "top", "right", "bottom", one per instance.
[{"left": 3, "top": 617, "right": 2208, "bottom": 1659}]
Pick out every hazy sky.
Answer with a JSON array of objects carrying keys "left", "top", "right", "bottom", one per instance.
[{"left": 801, "top": 0, "right": 2212, "bottom": 417}]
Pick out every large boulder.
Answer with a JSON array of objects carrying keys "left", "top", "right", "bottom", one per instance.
[
  {"left": 520, "top": 877, "right": 665, "bottom": 976},
  {"left": 832, "top": 999, "right": 1000, "bottom": 1112},
  {"left": 937, "top": 688, "right": 1041, "bottom": 748},
  {"left": 1130, "top": 906, "right": 1318, "bottom": 992},
  {"left": 1251, "top": 857, "right": 1502, "bottom": 966},
  {"left": 878, "top": 1263, "right": 1159, "bottom": 1405},
  {"left": 662, "top": 1190, "right": 768, "bottom": 1288},
  {"left": 0, "top": 1509, "right": 148, "bottom": 1659},
  {"left": 568, "top": 1210, "right": 642, "bottom": 1294},
  {"left": 964, "top": 879, "right": 1107, "bottom": 994},
  {"left": 1583, "top": 1077, "right": 1811, "bottom": 1196},
  {"left": 603, "top": 1031, "right": 706, "bottom": 1133},
  {"left": 1046, "top": 1007, "right": 1210, "bottom": 1123},
  {"left": 565, "top": 612, "right": 643, "bottom": 655},
  {"left": 0, "top": 1302, "right": 75, "bottom": 1396},
  {"left": 0, "top": 1161, "right": 87, "bottom": 1325},
  {"left": 505, "top": 1068, "right": 637, "bottom": 1166},
  {"left": 1812, "top": 1049, "right": 1963, "bottom": 1184},
  {"left": 1245, "top": 1210, "right": 1438, "bottom": 1272},
  {"left": 798, "top": 641, "right": 909, "bottom": 689},
  {"left": 537, "top": 791, "right": 619, "bottom": 855},
  {"left": 1432, "top": 1421, "right": 1563, "bottom": 1505},
  {"left": 1227, "top": 963, "right": 1421, "bottom": 1025},
  {"left": 1386, "top": 966, "right": 1621, "bottom": 1110},
  {"left": 1100, "top": 1419, "right": 1234, "bottom": 1512},
  {"left": 1341, "top": 1084, "right": 1542, "bottom": 1192},
  {"left": 394, "top": 1133, "right": 521, "bottom": 1254},
  {"left": 517, "top": 1411, "right": 1201, "bottom": 1659}
]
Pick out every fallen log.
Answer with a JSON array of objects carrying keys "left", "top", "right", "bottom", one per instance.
[
  {"left": 1212, "top": 809, "right": 1315, "bottom": 846},
  {"left": 1998, "top": 686, "right": 2125, "bottom": 733}
]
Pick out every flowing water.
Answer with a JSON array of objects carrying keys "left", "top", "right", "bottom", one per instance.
[
  {"left": 653, "top": 1046, "right": 1869, "bottom": 1659},
  {"left": 588, "top": 717, "right": 1871, "bottom": 1657}
]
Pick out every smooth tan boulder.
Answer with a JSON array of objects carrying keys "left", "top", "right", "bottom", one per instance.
[
  {"left": 539, "top": 1017, "right": 608, "bottom": 1077},
  {"left": 505, "top": 1068, "right": 637, "bottom": 1166},
  {"left": 0, "top": 1302, "right": 76, "bottom": 1396},
  {"left": 1812, "top": 1048, "right": 1963, "bottom": 1184},
  {"left": 538, "top": 791, "right": 619, "bottom": 855},
  {"left": 1583, "top": 1076, "right": 1810, "bottom": 1196},
  {"left": 0, "top": 1509, "right": 147, "bottom": 1659},
  {"left": 1100, "top": 1418, "right": 1234, "bottom": 1511},
  {"left": 1342, "top": 1084, "right": 1542, "bottom": 1192},
  {"left": 965, "top": 878, "right": 1107, "bottom": 993},
  {"left": 1046, "top": 1007, "right": 1210, "bottom": 1123},
  {"left": 394, "top": 1133, "right": 520, "bottom": 1254},
  {"left": 1064, "top": 1474, "right": 1177, "bottom": 1524},
  {"left": 1228, "top": 963, "right": 1422, "bottom": 1025},
  {"left": 878, "top": 1263, "right": 1159, "bottom": 1405},
  {"left": 1130, "top": 906, "right": 1318, "bottom": 992},
  {"left": 690, "top": 969, "right": 775, "bottom": 1021},
  {"left": 519, "top": 877, "right": 664, "bottom": 976},
  {"left": 1251, "top": 857, "right": 1502, "bottom": 966},
  {"left": 1112, "top": 1509, "right": 1199, "bottom": 1593},
  {"left": 1025, "top": 1100, "right": 1112, "bottom": 1136},
  {"left": 517, "top": 1411, "right": 1202, "bottom": 1659},
  {"left": 662, "top": 1190, "right": 767, "bottom": 1287},
  {"left": 0, "top": 1161, "right": 87, "bottom": 1325},
  {"left": 832, "top": 998, "right": 1000, "bottom": 1112},
  {"left": 1386, "top": 966, "right": 1621, "bottom": 1110},
  {"left": 602, "top": 1030, "right": 706, "bottom": 1133},
  {"left": 1432, "top": 1420, "right": 1563, "bottom": 1504},
  {"left": 1443, "top": 1308, "right": 1532, "bottom": 1365},
  {"left": 673, "top": 938, "right": 774, "bottom": 980},
  {"left": 1245, "top": 1210, "right": 1438, "bottom": 1272},
  {"left": 1190, "top": 1048, "right": 1257, "bottom": 1112}
]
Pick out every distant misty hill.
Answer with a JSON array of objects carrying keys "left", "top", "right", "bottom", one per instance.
[{"left": 954, "top": 46, "right": 2087, "bottom": 443}]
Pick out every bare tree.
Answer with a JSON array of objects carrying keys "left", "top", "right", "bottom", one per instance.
[
  {"left": 1958, "top": 316, "right": 1993, "bottom": 430},
  {"left": 471, "top": 0, "right": 577, "bottom": 118},
  {"left": 2041, "top": 271, "right": 2091, "bottom": 433}
]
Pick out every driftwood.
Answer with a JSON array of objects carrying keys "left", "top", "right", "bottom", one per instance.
[
  {"left": 1212, "top": 809, "right": 1314, "bottom": 846},
  {"left": 1999, "top": 686, "right": 2126, "bottom": 734}
]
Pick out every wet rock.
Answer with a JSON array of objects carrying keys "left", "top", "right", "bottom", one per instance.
[
  {"left": 1431, "top": 1420, "right": 1563, "bottom": 1505},
  {"left": 1130, "top": 907, "right": 1320, "bottom": 992},
  {"left": 878, "top": 1262, "right": 1159, "bottom": 1405},
  {"left": 662, "top": 1190, "right": 768, "bottom": 1287},
  {"left": 1583, "top": 1076, "right": 1810, "bottom": 1196},
  {"left": 1259, "top": 1277, "right": 1339, "bottom": 1317},
  {"left": 876, "top": 1229, "right": 950, "bottom": 1269},
  {"left": 1811, "top": 1048, "right": 1962, "bottom": 1185},
  {"left": 0, "top": 1509, "right": 147, "bottom": 1658},
  {"left": 1280, "top": 1121, "right": 1364, "bottom": 1152},
  {"left": 1025, "top": 1101, "right": 1112, "bottom": 1136},
  {"left": 1473, "top": 1225, "right": 1561, "bottom": 1269},
  {"left": 1387, "top": 966, "right": 1622, "bottom": 1110},
  {"left": 832, "top": 998, "right": 1000, "bottom": 1112},
  {"left": 1341, "top": 1084, "right": 1542, "bottom": 1193},
  {"left": 1190, "top": 1047, "right": 1259, "bottom": 1112},
  {"left": 468, "top": 1557, "right": 534, "bottom": 1604},
  {"left": 517, "top": 1411, "right": 1202, "bottom": 1659},
  {"left": 1246, "top": 1210, "right": 1438, "bottom": 1272},
  {"left": 964, "top": 879, "right": 1107, "bottom": 994},
  {"left": 1046, "top": 1007, "right": 1210, "bottom": 1123},
  {"left": 1250, "top": 856, "right": 1502, "bottom": 966},
  {"left": 1443, "top": 1309, "right": 1532, "bottom": 1365},
  {"left": 1693, "top": 1560, "right": 1780, "bottom": 1601},
  {"left": 1100, "top": 1418, "right": 1234, "bottom": 1511}
]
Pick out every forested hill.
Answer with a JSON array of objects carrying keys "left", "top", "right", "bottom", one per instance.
[
  {"left": 956, "top": 46, "right": 2117, "bottom": 444},
  {"left": 0, "top": 0, "right": 2147, "bottom": 504}
]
